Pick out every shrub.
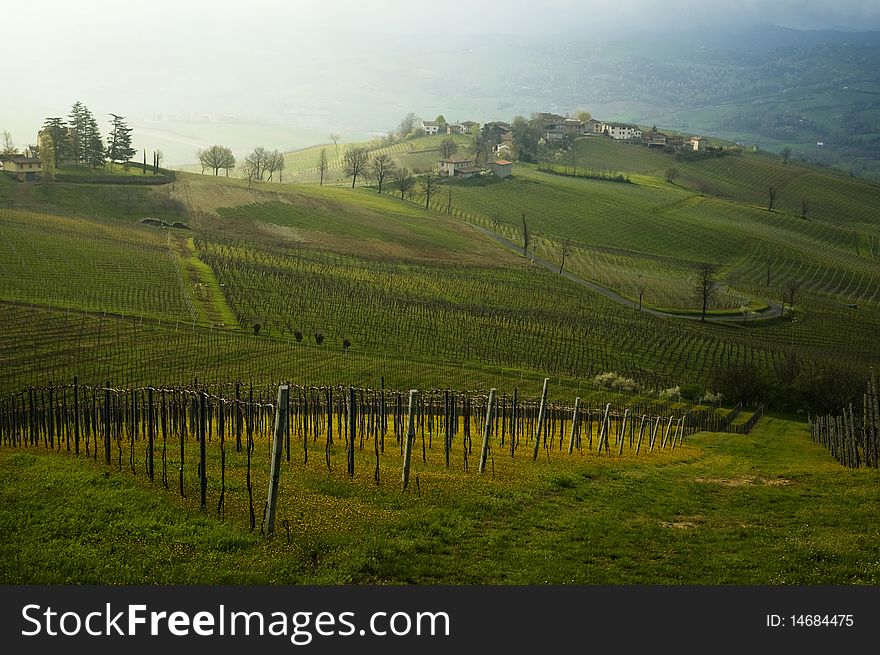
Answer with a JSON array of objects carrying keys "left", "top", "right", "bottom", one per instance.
[
  {"left": 314, "top": 332, "right": 324, "bottom": 345},
  {"left": 294, "top": 330, "right": 303, "bottom": 342},
  {"left": 659, "top": 386, "right": 682, "bottom": 401},
  {"left": 592, "top": 371, "right": 639, "bottom": 393}
]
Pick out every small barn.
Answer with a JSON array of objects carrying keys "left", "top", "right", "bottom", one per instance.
[{"left": 488, "top": 160, "right": 512, "bottom": 178}]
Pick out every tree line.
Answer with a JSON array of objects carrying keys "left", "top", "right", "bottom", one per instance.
[{"left": 31, "top": 102, "right": 152, "bottom": 173}]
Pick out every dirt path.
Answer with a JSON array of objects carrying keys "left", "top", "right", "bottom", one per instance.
[{"left": 467, "top": 222, "right": 784, "bottom": 323}]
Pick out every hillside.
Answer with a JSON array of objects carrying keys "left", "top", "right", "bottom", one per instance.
[
  {"left": 2, "top": 136, "right": 879, "bottom": 590},
  {"left": 1, "top": 146, "right": 877, "bottom": 413}
]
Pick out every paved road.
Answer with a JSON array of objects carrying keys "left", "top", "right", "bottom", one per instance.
[{"left": 467, "top": 222, "right": 784, "bottom": 323}]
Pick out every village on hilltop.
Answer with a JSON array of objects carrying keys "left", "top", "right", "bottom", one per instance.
[{"left": 425, "top": 111, "right": 712, "bottom": 180}]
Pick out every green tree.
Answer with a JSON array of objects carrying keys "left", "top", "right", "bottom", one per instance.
[
  {"left": 40, "top": 117, "right": 68, "bottom": 169},
  {"left": 67, "top": 101, "right": 88, "bottom": 165},
  {"left": 106, "top": 114, "right": 135, "bottom": 163},
  {"left": 83, "top": 112, "right": 105, "bottom": 168},
  {"left": 512, "top": 116, "right": 540, "bottom": 162}
]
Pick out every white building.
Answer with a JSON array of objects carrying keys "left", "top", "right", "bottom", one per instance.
[
  {"left": 438, "top": 157, "right": 473, "bottom": 176},
  {"left": 422, "top": 121, "right": 442, "bottom": 136},
  {"left": 602, "top": 123, "right": 642, "bottom": 140},
  {"left": 689, "top": 136, "right": 707, "bottom": 151}
]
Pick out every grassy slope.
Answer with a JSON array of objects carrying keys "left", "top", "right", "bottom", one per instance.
[{"left": 2, "top": 415, "right": 876, "bottom": 584}]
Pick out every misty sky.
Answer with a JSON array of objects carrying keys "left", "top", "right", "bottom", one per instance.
[{"left": 3, "top": 0, "right": 878, "bottom": 164}]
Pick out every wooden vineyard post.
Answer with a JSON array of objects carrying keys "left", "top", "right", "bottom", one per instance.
[
  {"left": 568, "top": 397, "right": 580, "bottom": 454},
  {"left": 147, "top": 387, "right": 154, "bottom": 481},
  {"left": 264, "top": 384, "right": 289, "bottom": 536},
  {"left": 199, "top": 392, "right": 207, "bottom": 510},
  {"left": 649, "top": 416, "right": 661, "bottom": 452},
  {"left": 617, "top": 409, "right": 629, "bottom": 456},
  {"left": 402, "top": 390, "right": 417, "bottom": 490},
  {"left": 73, "top": 376, "right": 80, "bottom": 456},
  {"left": 444, "top": 389, "right": 451, "bottom": 467},
  {"left": 380, "top": 376, "right": 386, "bottom": 453},
  {"left": 510, "top": 387, "right": 519, "bottom": 457},
  {"left": 660, "top": 416, "right": 674, "bottom": 449},
  {"left": 532, "top": 378, "right": 550, "bottom": 461},
  {"left": 635, "top": 415, "right": 647, "bottom": 454},
  {"left": 596, "top": 403, "right": 611, "bottom": 453},
  {"left": 479, "top": 389, "right": 497, "bottom": 474},
  {"left": 104, "top": 382, "right": 111, "bottom": 465},
  {"left": 235, "top": 382, "right": 242, "bottom": 453},
  {"left": 870, "top": 369, "right": 879, "bottom": 468},
  {"left": 347, "top": 386, "right": 356, "bottom": 477}
]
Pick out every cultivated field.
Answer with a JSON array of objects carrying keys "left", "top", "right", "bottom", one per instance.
[{"left": 0, "top": 141, "right": 877, "bottom": 585}]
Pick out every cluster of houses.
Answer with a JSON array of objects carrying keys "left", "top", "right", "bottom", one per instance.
[{"left": 427, "top": 112, "right": 711, "bottom": 179}]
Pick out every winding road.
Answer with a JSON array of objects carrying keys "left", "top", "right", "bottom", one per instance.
[{"left": 467, "top": 222, "right": 784, "bottom": 323}]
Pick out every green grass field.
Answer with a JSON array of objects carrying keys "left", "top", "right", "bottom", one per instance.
[{"left": 2, "top": 414, "right": 877, "bottom": 584}]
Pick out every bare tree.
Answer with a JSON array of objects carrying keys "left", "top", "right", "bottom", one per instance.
[
  {"left": 558, "top": 239, "right": 572, "bottom": 274},
  {"left": 419, "top": 170, "right": 437, "bottom": 209},
  {"left": 768, "top": 186, "right": 777, "bottom": 211},
  {"left": 666, "top": 167, "right": 678, "bottom": 183},
  {"left": 1, "top": 130, "right": 16, "bottom": 155},
  {"left": 695, "top": 263, "right": 718, "bottom": 323},
  {"left": 637, "top": 274, "right": 645, "bottom": 311},
  {"left": 343, "top": 146, "right": 370, "bottom": 188},
  {"left": 368, "top": 152, "right": 395, "bottom": 194},
  {"left": 329, "top": 133, "right": 341, "bottom": 157},
  {"left": 317, "top": 148, "right": 328, "bottom": 186},
  {"left": 265, "top": 149, "right": 285, "bottom": 182},
  {"left": 782, "top": 279, "right": 800, "bottom": 317},
  {"left": 393, "top": 166, "right": 413, "bottom": 200},
  {"left": 440, "top": 137, "right": 458, "bottom": 159},
  {"left": 521, "top": 212, "right": 529, "bottom": 256},
  {"left": 801, "top": 198, "right": 809, "bottom": 220},
  {"left": 782, "top": 147, "right": 792, "bottom": 165},
  {"left": 397, "top": 113, "right": 418, "bottom": 139},
  {"left": 197, "top": 145, "right": 235, "bottom": 176},
  {"left": 242, "top": 146, "right": 271, "bottom": 182},
  {"left": 240, "top": 158, "right": 258, "bottom": 189}
]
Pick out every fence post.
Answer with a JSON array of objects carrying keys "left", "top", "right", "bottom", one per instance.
[
  {"left": 73, "top": 376, "right": 80, "bottom": 456},
  {"left": 568, "top": 397, "right": 580, "bottom": 454},
  {"left": 199, "top": 392, "right": 207, "bottom": 510},
  {"left": 479, "top": 389, "right": 497, "bottom": 473},
  {"left": 148, "top": 387, "right": 154, "bottom": 481},
  {"left": 402, "top": 390, "right": 417, "bottom": 490},
  {"left": 264, "top": 384, "right": 289, "bottom": 536},
  {"left": 532, "top": 378, "right": 550, "bottom": 461},
  {"left": 104, "top": 382, "right": 111, "bottom": 465},
  {"left": 347, "top": 386, "right": 356, "bottom": 477}
]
